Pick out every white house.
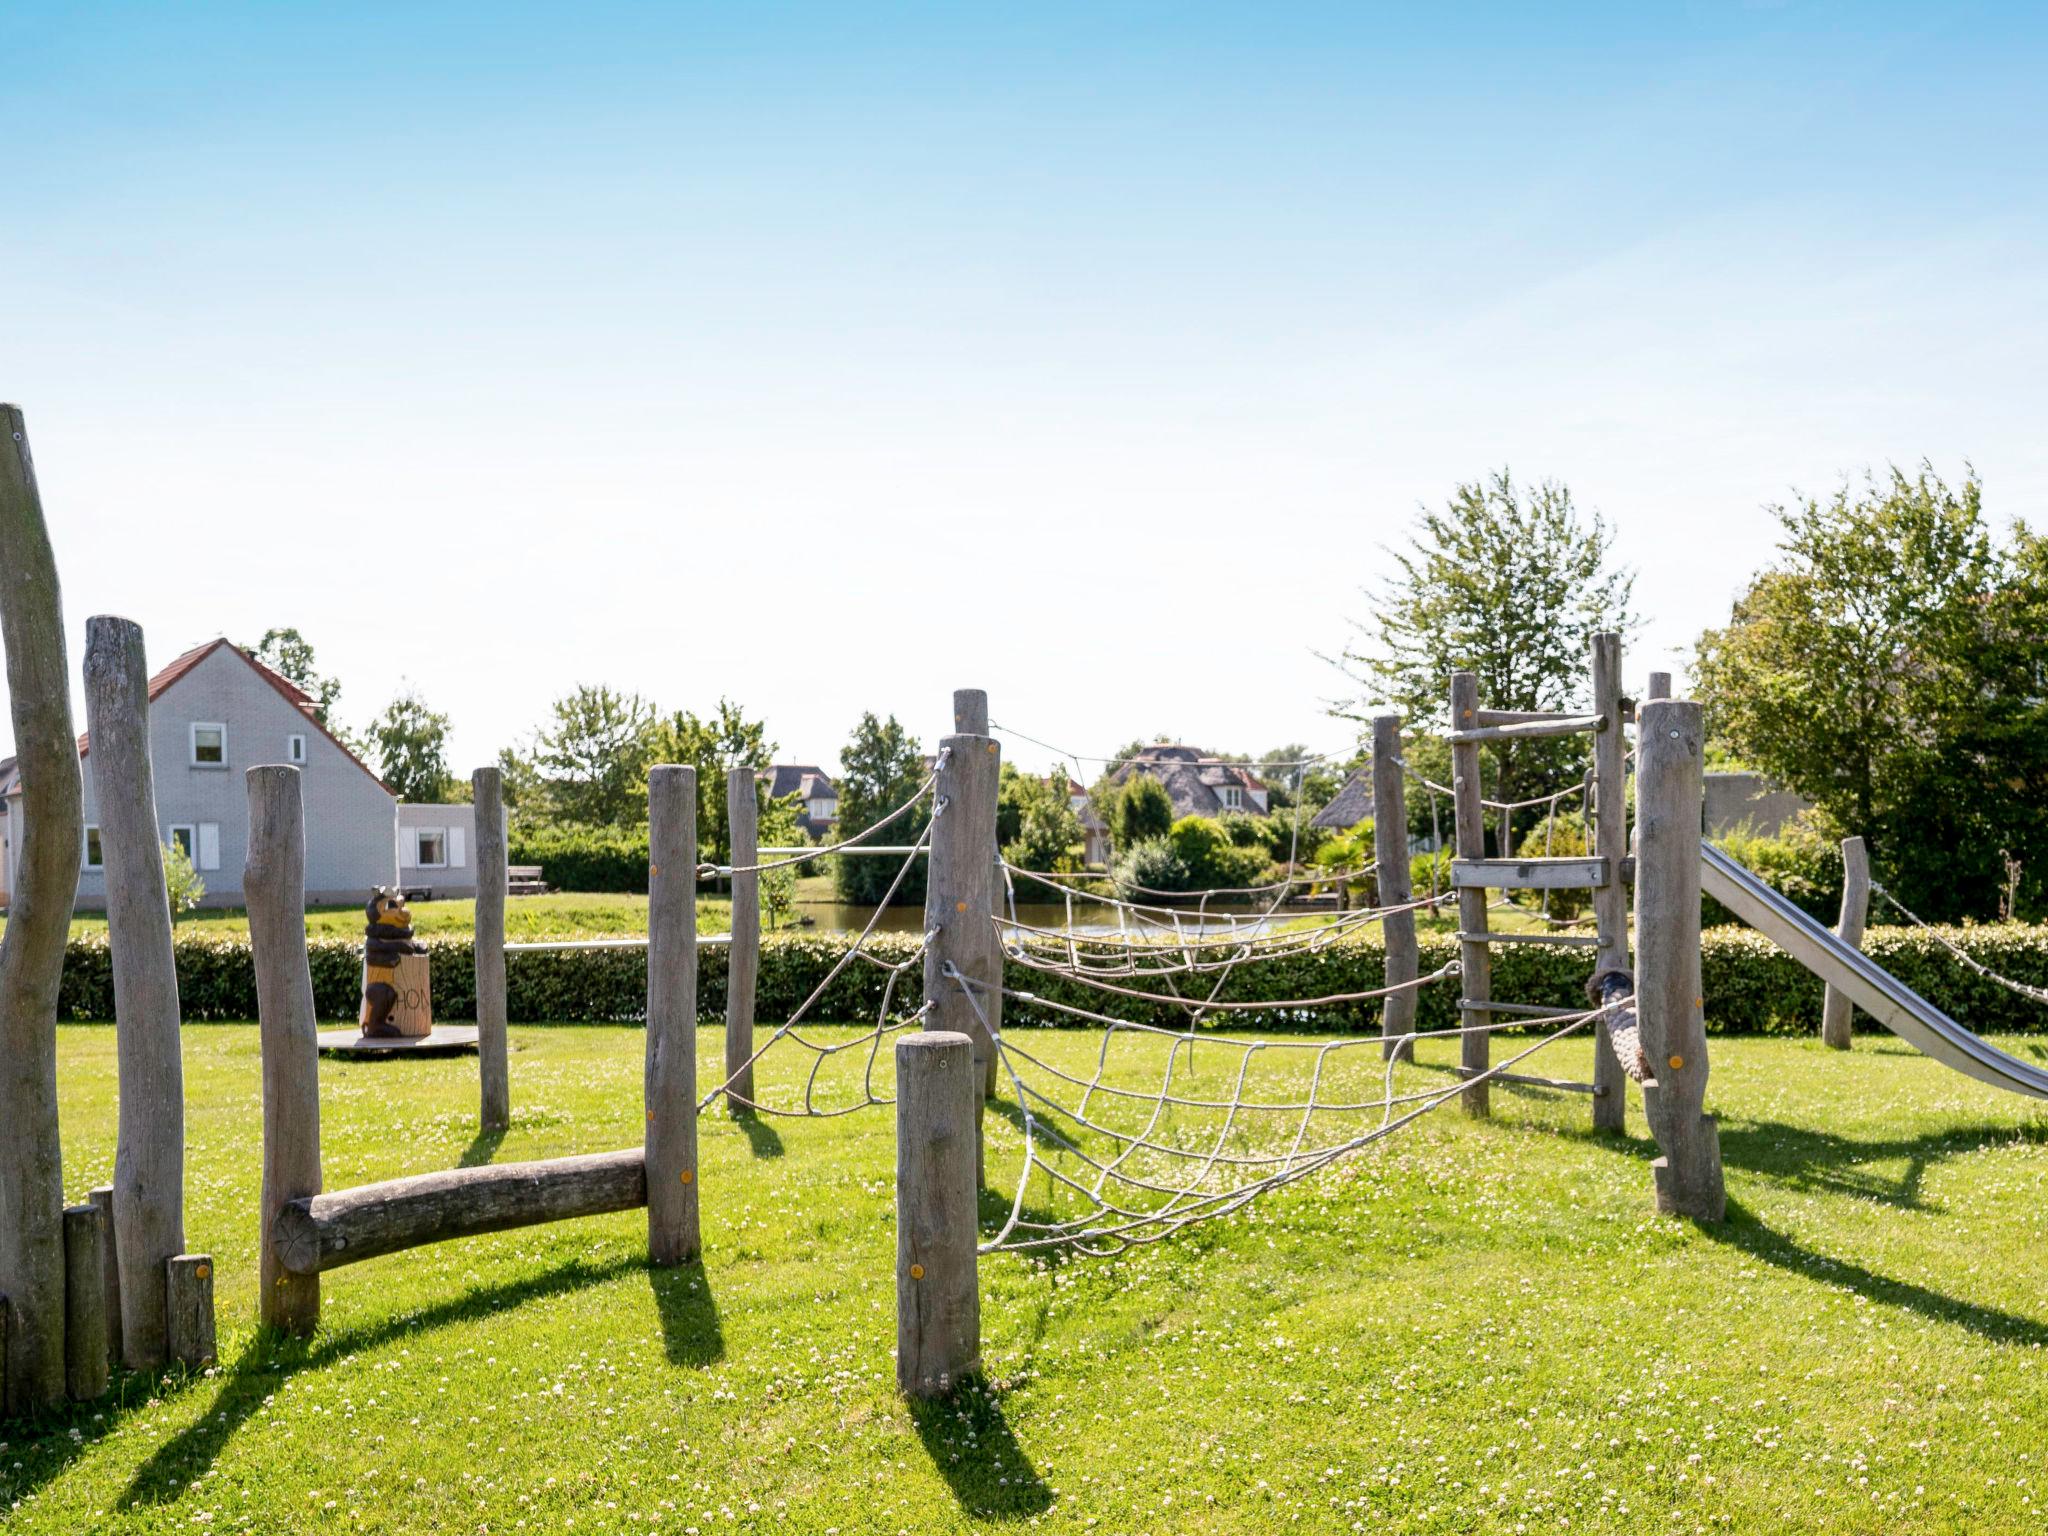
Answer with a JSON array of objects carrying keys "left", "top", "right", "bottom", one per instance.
[{"left": 0, "top": 638, "right": 473, "bottom": 909}]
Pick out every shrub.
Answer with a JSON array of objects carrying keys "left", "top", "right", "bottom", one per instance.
[
  {"left": 1704, "top": 813, "right": 1845, "bottom": 925},
  {"left": 1513, "top": 811, "right": 1594, "bottom": 922},
  {"left": 1311, "top": 826, "right": 1377, "bottom": 907},
  {"left": 1111, "top": 837, "right": 1189, "bottom": 897},
  {"left": 1166, "top": 817, "right": 1271, "bottom": 891}
]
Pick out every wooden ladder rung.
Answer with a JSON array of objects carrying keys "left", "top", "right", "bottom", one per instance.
[
  {"left": 1454, "top": 1066, "right": 1607, "bottom": 1096},
  {"left": 1457, "top": 998, "right": 1585, "bottom": 1018},
  {"left": 1452, "top": 857, "right": 1609, "bottom": 891},
  {"left": 1445, "top": 714, "right": 1604, "bottom": 745}
]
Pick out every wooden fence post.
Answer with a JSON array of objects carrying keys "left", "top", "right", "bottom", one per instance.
[
  {"left": 246, "top": 766, "right": 323, "bottom": 1334},
  {"left": 62, "top": 1204, "right": 108, "bottom": 1401},
  {"left": 88, "top": 1186, "right": 120, "bottom": 1371},
  {"left": 725, "top": 766, "right": 759, "bottom": 1111},
  {"left": 1372, "top": 715, "right": 1418, "bottom": 1061},
  {"left": 1646, "top": 671, "right": 1672, "bottom": 702},
  {"left": 1588, "top": 633, "right": 1630, "bottom": 1131},
  {"left": 473, "top": 766, "right": 511, "bottom": 1130},
  {"left": 83, "top": 615, "right": 188, "bottom": 1369},
  {"left": 1821, "top": 835, "right": 1869, "bottom": 1051},
  {"left": 1449, "top": 674, "right": 1491, "bottom": 1116},
  {"left": 646, "top": 766, "right": 700, "bottom": 1265},
  {"left": 0, "top": 402, "right": 85, "bottom": 1416},
  {"left": 896, "top": 1030, "right": 980, "bottom": 1397},
  {"left": 1634, "top": 699, "right": 1724, "bottom": 1221},
  {"left": 166, "top": 1255, "right": 217, "bottom": 1368},
  {"left": 952, "top": 690, "right": 1003, "bottom": 1098},
  {"left": 925, "top": 733, "right": 1000, "bottom": 1179}
]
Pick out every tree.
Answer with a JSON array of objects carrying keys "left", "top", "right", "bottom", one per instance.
[
  {"left": 1111, "top": 773, "right": 1174, "bottom": 848},
  {"left": 243, "top": 627, "right": 343, "bottom": 724},
  {"left": 368, "top": 688, "right": 454, "bottom": 802},
  {"left": 162, "top": 837, "right": 204, "bottom": 919},
  {"left": 1329, "top": 470, "right": 1636, "bottom": 851},
  {"left": 1002, "top": 772, "right": 1083, "bottom": 877},
  {"left": 1258, "top": 743, "right": 1315, "bottom": 808},
  {"left": 758, "top": 790, "right": 804, "bottom": 929},
  {"left": 832, "top": 713, "right": 931, "bottom": 905},
  {"left": 529, "top": 685, "right": 656, "bottom": 826},
  {"left": 1694, "top": 465, "right": 2047, "bottom": 918},
  {"left": 646, "top": 699, "right": 777, "bottom": 867}
]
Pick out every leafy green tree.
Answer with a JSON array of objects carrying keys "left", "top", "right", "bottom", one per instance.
[
  {"left": 832, "top": 713, "right": 931, "bottom": 905},
  {"left": 646, "top": 698, "right": 777, "bottom": 867},
  {"left": 243, "top": 627, "right": 343, "bottom": 724},
  {"left": 1167, "top": 816, "right": 1271, "bottom": 891},
  {"left": 1002, "top": 772, "right": 1083, "bottom": 876},
  {"left": 162, "top": 838, "right": 204, "bottom": 920},
  {"left": 757, "top": 790, "right": 804, "bottom": 928},
  {"left": 1695, "top": 465, "right": 2048, "bottom": 918},
  {"left": 1330, "top": 470, "right": 1635, "bottom": 850},
  {"left": 1111, "top": 773, "right": 1174, "bottom": 849},
  {"left": 530, "top": 685, "right": 656, "bottom": 826},
  {"left": 1258, "top": 743, "right": 1314, "bottom": 808},
  {"left": 368, "top": 688, "right": 454, "bottom": 802}
]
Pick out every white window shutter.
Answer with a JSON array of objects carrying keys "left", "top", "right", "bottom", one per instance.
[
  {"left": 449, "top": 826, "right": 467, "bottom": 868},
  {"left": 399, "top": 830, "right": 417, "bottom": 869},
  {"left": 197, "top": 823, "right": 221, "bottom": 872}
]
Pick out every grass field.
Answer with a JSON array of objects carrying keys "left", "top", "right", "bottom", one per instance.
[{"left": 11, "top": 1020, "right": 2048, "bottom": 1533}]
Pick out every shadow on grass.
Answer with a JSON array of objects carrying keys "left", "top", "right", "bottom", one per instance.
[
  {"left": 729, "top": 1107, "right": 785, "bottom": 1160},
  {"left": 910, "top": 1382, "right": 1053, "bottom": 1521},
  {"left": 1704, "top": 1196, "right": 2048, "bottom": 1348},
  {"left": 647, "top": 1263, "right": 725, "bottom": 1366},
  {"left": 116, "top": 1253, "right": 641, "bottom": 1511},
  {"left": 459, "top": 1124, "right": 508, "bottom": 1167},
  {"left": 1716, "top": 1116, "right": 2048, "bottom": 1212}
]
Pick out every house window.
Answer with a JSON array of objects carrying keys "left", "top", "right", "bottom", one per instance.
[
  {"left": 84, "top": 825, "right": 104, "bottom": 869},
  {"left": 190, "top": 722, "right": 226, "bottom": 765},
  {"left": 414, "top": 829, "right": 448, "bottom": 869},
  {"left": 1220, "top": 786, "right": 1243, "bottom": 811},
  {"left": 287, "top": 734, "right": 306, "bottom": 764},
  {"left": 167, "top": 825, "right": 196, "bottom": 862}
]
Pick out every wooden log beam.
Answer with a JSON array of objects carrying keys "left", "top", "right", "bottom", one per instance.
[
  {"left": 1453, "top": 1067, "right": 1607, "bottom": 1096},
  {"left": 246, "top": 766, "right": 323, "bottom": 1334},
  {"left": 273, "top": 1149, "right": 647, "bottom": 1275},
  {"left": 1635, "top": 699, "right": 1724, "bottom": 1221},
  {"left": 1449, "top": 673, "right": 1491, "bottom": 1117},
  {"left": 62, "top": 1204, "right": 109, "bottom": 1401},
  {"left": 472, "top": 766, "right": 511, "bottom": 1130},
  {"left": 1588, "top": 631, "right": 1631, "bottom": 1131},
  {"left": 1450, "top": 857, "right": 1609, "bottom": 891},
  {"left": 925, "top": 733, "right": 1001, "bottom": 1177},
  {"left": 1372, "top": 715, "right": 1418, "bottom": 1062},
  {"left": 1445, "top": 714, "right": 1604, "bottom": 745},
  {"left": 0, "top": 403, "right": 85, "bottom": 1415},
  {"left": 83, "top": 615, "right": 188, "bottom": 1370},
  {"left": 166, "top": 1254, "right": 216, "bottom": 1367},
  {"left": 725, "top": 766, "right": 759, "bottom": 1110},
  {"left": 896, "top": 1031, "right": 980, "bottom": 1397},
  {"left": 646, "top": 766, "right": 699, "bottom": 1265},
  {"left": 1821, "top": 835, "right": 1870, "bottom": 1051},
  {"left": 1455, "top": 930, "right": 1602, "bottom": 947},
  {"left": 951, "top": 691, "right": 1002, "bottom": 1099}
]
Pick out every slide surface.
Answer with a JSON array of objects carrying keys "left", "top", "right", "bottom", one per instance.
[{"left": 1699, "top": 841, "right": 2048, "bottom": 1099}]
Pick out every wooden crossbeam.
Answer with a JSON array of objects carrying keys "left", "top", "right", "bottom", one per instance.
[{"left": 1451, "top": 857, "right": 1609, "bottom": 891}]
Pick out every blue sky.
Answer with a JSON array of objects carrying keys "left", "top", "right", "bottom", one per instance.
[{"left": 5, "top": 2, "right": 2044, "bottom": 777}]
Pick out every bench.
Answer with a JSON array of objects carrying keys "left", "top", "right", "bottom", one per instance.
[{"left": 508, "top": 865, "right": 549, "bottom": 896}]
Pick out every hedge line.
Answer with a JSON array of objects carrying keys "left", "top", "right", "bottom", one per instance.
[
  {"left": 505, "top": 827, "right": 652, "bottom": 894},
  {"left": 53, "top": 924, "right": 2048, "bottom": 1037}
]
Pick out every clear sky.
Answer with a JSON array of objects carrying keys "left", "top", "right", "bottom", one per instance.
[{"left": 5, "top": 2, "right": 2044, "bottom": 781}]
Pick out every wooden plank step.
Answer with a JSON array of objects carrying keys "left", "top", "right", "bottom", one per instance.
[
  {"left": 1445, "top": 714, "right": 1604, "bottom": 745},
  {"left": 1452, "top": 856, "right": 1608, "bottom": 891}
]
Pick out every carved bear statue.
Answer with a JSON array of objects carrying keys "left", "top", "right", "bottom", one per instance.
[{"left": 360, "top": 887, "right": 430, "bottom": 1038}]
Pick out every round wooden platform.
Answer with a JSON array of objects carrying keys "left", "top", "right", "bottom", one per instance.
[{"left": 316, "top": 1025, "right": 479, "bottom": 1059}]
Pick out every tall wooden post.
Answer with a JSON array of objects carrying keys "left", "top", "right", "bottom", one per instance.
[
  {"left": 473, "top": 766, "right": 510, "bottom": 1131},
  {"left": 925, "top": 733, "right": 1001, "bottom": 1175},
  {"left": 1587, "top": 633, "right": 1630, "bottom": 1130},
  {"left": 725, "top": 766, "right": 760, "bottom": 1109},
  {"left": 87, "top": 1185, "right": 121, "bottom": 1370},
  {"left": 1634, "top": 700, "right": 1724, "bottom": 1221},
  {"left": 61, "top": 1204, "right": 108, "bottom": 1401},
  {"left": 0, "top": 402, "right": 85, "bottom": 1415},
  {"left": 895, "top": 1031, "right": 980, "bottom": 1397},
  {"left": 246, "top": 766, "right": 323, "bottom": 1334},
  {"left": 952, "top": 690, "right": 1003, "bottom": 1097},
  {"left": 646, "top": 766, "right": 700, "bottom": 1265},
  {"left": 1449, "top": 674, "right": 1491, "bottom": 1116},
  {"left": 1372, "top": 714, "right": 1418, "bottom": 1061},
  {"left": 83, "top": 616, "right": 187, "bottom": 1367},
  {"left": 1821, "top": 835, "right": 1869, "bottom": 1051}
]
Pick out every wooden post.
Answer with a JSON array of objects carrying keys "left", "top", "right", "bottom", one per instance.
[
  {"left": 1587, "top": 633, "right": 1630, "bottom": 1131},
  {"left": 1449, "top": 674, "right": 1492, "bottom": 1115},
  {"left": 646, "top": 766, "right": 700, "bottom": 1265},
  {"left": 925, "top": 733, "right": 1001, "bottom": 1176},
  {"left": 88, "top": 1185, "right": 121, "bottom": 1371},
  {"left": 473, "top": 766, "right": 511, "bottom": 1130},
  {"left": 82, "top": 615, "right": 187, "bottom": 1369},
  {"left": 1634, "top": 699, "right": 1724, "bottom": 1221},
  {"left": 62, "top": 1204, "right": 108, "bottom": 1401},
  {"left": 1646, "top": 671, "right": 1672, "bottom": 702},
  {"left": 246, "top": 766, "right": 323, "bottom": 1334},
  {"left": 0, "top": 403, "right": 85, "bottom": 1416},
  {"left": 725, "top": 766, "right": 759, "bottom": 1110},
  {"left": 1372, "top": 715, "right": 1418, "bottom": 1061},
  {"left": 165, "top": 1255, "right": 216, "bottom": 1368},
  {"left": 1821, "top": 835, "right": 1870, "bottom": 1051},
  {"left": 896, "top": 1031, "right": 980, "bottom": 1397},
  {"left": 952, "top": 690, "right": 1003, "bottom": 1098}
]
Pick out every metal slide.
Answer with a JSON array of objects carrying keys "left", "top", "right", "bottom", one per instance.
[{"left": 1699, "top": 841, "right": 2048, "bottom": 1100}]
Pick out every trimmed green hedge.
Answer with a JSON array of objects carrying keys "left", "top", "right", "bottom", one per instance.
[
  {"left": 53, "top": 924, "right": 2048, "bottom": 1037},
  {"left": 505, "top": 827, "right": 651, "bottom": 894}
]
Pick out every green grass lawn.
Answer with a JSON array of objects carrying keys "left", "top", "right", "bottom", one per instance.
[
  {"left": 63, "top": 892, "right": 736, "bottom": 941},
  {"left": 11, "top": 1020, "right": 2048, "bottom": 1533}
]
